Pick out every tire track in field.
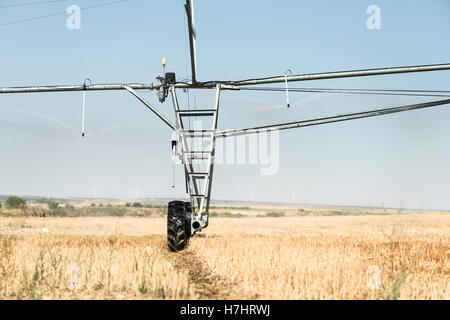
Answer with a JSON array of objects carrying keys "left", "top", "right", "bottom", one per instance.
[{"left": 157, "top": 237, "right": 245, "bottom": 299}]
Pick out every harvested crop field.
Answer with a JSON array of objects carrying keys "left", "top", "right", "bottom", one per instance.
[{"left": 0, "top": 214, "right": 448, "bottom": 299}]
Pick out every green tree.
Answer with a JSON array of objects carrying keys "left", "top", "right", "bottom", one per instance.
[
  {"left": 132, "top": 202, "right": 143, "bottom": 208},
  {"left": 5, "top": 196, "right": 27, "bottom": 209},
  {"left": 47, "top": 201, "right": 59, "bottom": 210}
]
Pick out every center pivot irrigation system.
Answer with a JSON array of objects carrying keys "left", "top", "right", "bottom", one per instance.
[{"left": 1, "top": 1, "right": 450, "bottom": 251}]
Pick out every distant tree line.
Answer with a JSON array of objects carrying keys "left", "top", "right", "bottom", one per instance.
[{"left": 4, "top": 196, "right": 27, "bottom": 209}]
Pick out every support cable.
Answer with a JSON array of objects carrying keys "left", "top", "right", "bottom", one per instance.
[{"left": 240, "top": 87, "right": 450, "bottom": 98}]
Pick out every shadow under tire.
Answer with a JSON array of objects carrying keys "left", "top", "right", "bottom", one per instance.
[{"left": 167, "top": 200, "right": 190, "bottom": 252}]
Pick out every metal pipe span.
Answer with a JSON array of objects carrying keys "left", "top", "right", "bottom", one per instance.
[
  {"left": 0, "top": 83, "right": 160, "bottom": 94},
  {"left": 215, "top": 98, "right": 450, "bottom": 138},
  {"left": 1, "top": 63, "right": 449, "bottom": 94},
  {"left": 230, "top": 63, "right": 450, "bottom": 86},
  {"left": 0, "top": 82, "right": 240, "bottom": 94}
]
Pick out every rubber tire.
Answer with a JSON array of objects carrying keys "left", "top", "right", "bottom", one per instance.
[{"left": 167, "top": 201, "right": 190, "bottom": 252}]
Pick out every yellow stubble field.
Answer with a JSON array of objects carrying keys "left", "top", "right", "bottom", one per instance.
[{"left": 0, "top": 213, "right": 448, "bottom": 299}]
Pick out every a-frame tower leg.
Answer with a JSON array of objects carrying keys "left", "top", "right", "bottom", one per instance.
[{"left": 170, "top": 85, "right": 221, "bottom": 234}]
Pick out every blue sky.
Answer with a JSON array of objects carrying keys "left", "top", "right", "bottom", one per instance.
[{"left": 1, "top": 0, "right": 450, "bottom": 209}]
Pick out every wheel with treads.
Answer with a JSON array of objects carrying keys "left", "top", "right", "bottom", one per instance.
[{"left": 167, "top": 200, "right": 191, "bottom": 252}]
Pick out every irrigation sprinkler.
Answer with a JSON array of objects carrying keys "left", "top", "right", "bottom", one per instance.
[
  {"left": 1, "top": 0, "right": 450, "bottom": 251},
  {"left": 81, "top": 78, "right": 91, "bottom": 137},
  {"left": 284, "top": 69, "right": 293, "bottom": 108}
]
